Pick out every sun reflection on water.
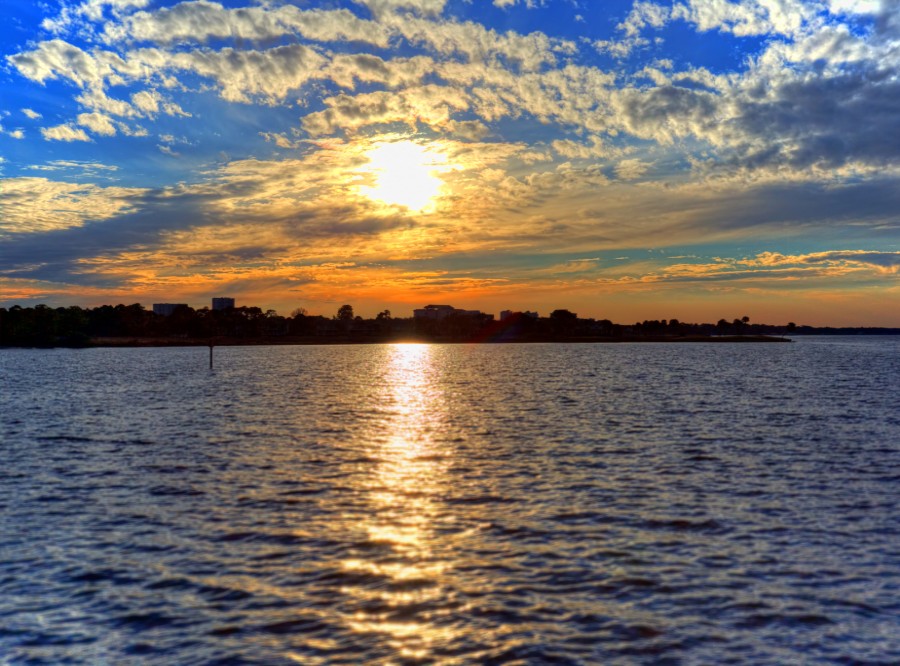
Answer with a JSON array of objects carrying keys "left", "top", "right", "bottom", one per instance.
[{"left": 341, "top": 343, "right": 462, "bottom": 661}]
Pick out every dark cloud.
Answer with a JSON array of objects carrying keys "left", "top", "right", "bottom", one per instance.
[
  {"left": 666, "top": 179, "right": 900, "bottom": 239},
  {"left": 0, "top": 180, "right": 414, "bottom": 288},
  {"left": 731, "top": 73, "right": 900, "bottom": 170}
]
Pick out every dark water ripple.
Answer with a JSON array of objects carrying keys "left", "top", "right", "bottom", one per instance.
[{"left": 1, "top": 338, "right": 899, "bottom": 664}]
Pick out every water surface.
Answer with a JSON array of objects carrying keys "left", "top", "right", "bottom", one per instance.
[{"left": 2, "top": 339, "right": 898, "bottom": 664}]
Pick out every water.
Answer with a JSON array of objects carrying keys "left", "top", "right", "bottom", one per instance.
[{"left": 1, "top": 339, "right": 898, "bottom": 665}]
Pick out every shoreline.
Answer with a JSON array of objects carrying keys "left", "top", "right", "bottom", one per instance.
[{"left": 3, "top": 334, "right": 793, "bottom": 348}]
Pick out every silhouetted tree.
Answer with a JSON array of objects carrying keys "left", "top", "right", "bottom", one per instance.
[
  {"left": 336, "top": 304, "right": 354, "bottom": 321},
  {"left": 549, "top": 309, "right": 578, "bottom": 338}
]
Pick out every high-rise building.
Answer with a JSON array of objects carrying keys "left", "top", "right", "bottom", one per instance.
[{"left": 212, "top": 297, "right": 235, "bottom": 310}]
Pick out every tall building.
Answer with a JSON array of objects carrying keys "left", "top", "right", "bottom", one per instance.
[
  {"left": 212, "top": 297, "right": 235, "bottom": 311},
  {"left": 152, "top": 303, "right": 187, "bottom": 316}
]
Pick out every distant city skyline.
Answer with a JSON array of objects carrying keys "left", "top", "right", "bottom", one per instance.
[{"left": 2, "top": 0, "right": 899, "bottom": 326}]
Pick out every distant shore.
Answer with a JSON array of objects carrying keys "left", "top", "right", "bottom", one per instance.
[{"left": 66, "top": 334, "right": 792, "bottom": 348}]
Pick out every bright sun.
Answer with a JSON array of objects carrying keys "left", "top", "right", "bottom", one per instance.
[{"left": 359, "top": 140, "right": 447, "bottom": 212}]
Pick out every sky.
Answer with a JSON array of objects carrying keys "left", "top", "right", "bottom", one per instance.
[{"left": 1, "top": 0, "right": 899, "bottom": 325}]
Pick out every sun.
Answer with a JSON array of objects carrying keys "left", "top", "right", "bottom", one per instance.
[{"left": 359, "top": 140, "right": 447, "bottom": 212}]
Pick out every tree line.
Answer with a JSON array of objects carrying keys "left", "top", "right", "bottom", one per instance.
[{"left": 1, "top": 303, "right": 896, "bottom": 347}]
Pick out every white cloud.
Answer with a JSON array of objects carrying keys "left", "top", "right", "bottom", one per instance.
[
  {"left": 77, "top": 112, "right": 117, "bottom": 136},
  {"left": 22, "top": 108, "right": 42, "bottom": 119},
  {"left": 615, "top": 158, "right": 652, "bottom": 180},
  {"left": 41, "top": 124, "right": 92, "bottom": 142},
  {"left": 493, "top": 0, "right": 547, "bottom": 7},
  {"left": 828, "top": 0, "right": 880, "bottom": 13},
  {"left": 0, "top": 177, "right": 142, "bottom": 235},
  {"left": 41, "top": 0, "right": 151, "bottom": 34},
  {"left": 353, "top": 0, "right": 448, "bottom": 18},
  {"left": 28, "top": 160, "right": 119, "bottom": 172},
  {"left": 75, "top": 89, "right": 138, "bottom": 118},
  {"left": 389, "top": 14, "right": 574, "bottom": 71},
  {"left": 619, "top": 2, "right": 671, "bottom": 37},
  {"left": 104, "top": 3, "right": 390, "bottom": 48},
  {"left": 8, "top": 39, "right": 121, "bottom": 90},
  {"left": 593, "top": 36, "right": 651, "bottom": 58},
  {"left": 301, "top": 85, "right": 470, "bottom": 136},
  {"left": 161, "top": 43, "right": 328, "bottom": 104},
  {"left": 131, "top": 89, "right": 161, "bottom": 115}
]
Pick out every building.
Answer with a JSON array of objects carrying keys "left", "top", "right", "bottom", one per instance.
[
  {"left": 500, "top": 310, "right": 539, "bottom": 321},
  {"left": 413, "top": 304, "right": 457, "bottom": 320},
  {"left": 152, "top": 303, "right": 187, "bottom": 316},
  {"left": 211, "top": 297, "right": 235, "bottom": 311},
  {"left": 413, "top": 304, "right": 493, "bottom": 321}
]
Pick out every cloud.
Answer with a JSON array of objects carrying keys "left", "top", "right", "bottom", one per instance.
[
  {"left": 0, "top": 177, "right": 142, "bottom": 236},
  {"left": 8, "top": 39, "right": 120, "bottom": 90},
  {"left": 353, "top": 0, "right": 448, "bottom": 18},
  {"left": 159, "top": 43, "right": 327, "bottom": 105},
  {"left": 27, "top": 160, "right": 119, "bottom": 173},
  {"left": 750, "top": 250, "right": 900, "bottom": 271},
  {"left": 301, "top": 85, "right": 470, "bottom": 136},
  {"left": 104, "top": 3, "right": 390, "bottom": 48},
  {"left": 1, "top": 132, "right": 533, "bottom": 291},
  {"left": 388, "top": 14, "right": 573, "bottom": 71},
  {"left": 829, "top": 0, "right": 880, "bottom": 14},
  {"left": 9, "top": 0, "right": 898, "bottom": 184},
  {"left": 597, "top": 250, "right": 899, "bottom": 288},
  {"left": 612, "top": 84, "right": 719, "bottom": 145},
  {"left": 41, "top": 0, "right": 151, "bottom": 34},
  {"left": 131, "top": 90, "right": 161, "bottom": 115},
  {"left": 41, "top": 124, "right": 91, "bottom": 142},
  {"left": 593, "top": 36, "right": 652, "bottom": 59},
  {"left": 22, "top": 108, "right": 42, "bottom": 119},
  {"left": 493, "top": 0, "right": 546, "bottom": 7},
  {"left": 615, "top": 158, "right": 651, "bottom": 180},
  {"left": 552, "top": 136, "right": 613, "bottom": 159},
  {"left": 672, "top": 0, "right": 811, "bottom": 38},
  {"left": 619, "top": 2, "right": 671, "bottom": 37},
  {"left": 614, "top": 1, "right": 813, "bottom": 40},
  {"left": 77, "top": 112, "right": 117, "bottom": 136}
]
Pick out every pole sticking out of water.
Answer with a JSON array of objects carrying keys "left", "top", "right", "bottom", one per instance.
[{"left": 209, "top": 343, "right": 214, "bottom": 369}]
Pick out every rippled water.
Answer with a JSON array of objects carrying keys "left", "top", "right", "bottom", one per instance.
[{"left": 2, "top": 338, "right": 899, "bottom": 665}]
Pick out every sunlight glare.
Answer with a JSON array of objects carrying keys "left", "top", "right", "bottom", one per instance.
[
  {"left": 338, "top": 342, "right": 464, "bottom": 660},
  {"left": 359, "top": 141, "right": 447, "bottom": 212}
]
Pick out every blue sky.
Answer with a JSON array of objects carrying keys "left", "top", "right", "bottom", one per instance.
[{"left": 1, "top": 0, "right": 898, "bottom": 324}]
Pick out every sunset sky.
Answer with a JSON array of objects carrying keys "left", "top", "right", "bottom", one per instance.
[{"left": 2, "top": 0, "right": 899, "bottom": 325}]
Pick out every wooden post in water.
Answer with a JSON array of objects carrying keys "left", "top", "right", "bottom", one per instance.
[{"left": 209, "top": 342, "right": 214, "bottom": 369}]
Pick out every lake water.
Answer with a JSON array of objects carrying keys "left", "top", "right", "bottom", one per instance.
[{"left": 1, "top": 338, "right": 898, "bottom": 665}]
